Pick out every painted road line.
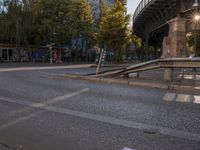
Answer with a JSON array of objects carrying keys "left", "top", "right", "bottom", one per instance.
[
  {"left": 163, "top": 93, "right": 200, "bottom": 104},
  {"left": 0, "top": 96, "right": 200, "bottom": 142},
  {"left": 45, "top": 88, "right": 89, "bottom": 104},
  {"left": 0, "top": 88, "right": 89, "bottom": 119}
]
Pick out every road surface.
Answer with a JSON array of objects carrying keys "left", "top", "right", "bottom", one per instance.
[{"left": 0, "top": 65, "right": 200, "bottom": 150}]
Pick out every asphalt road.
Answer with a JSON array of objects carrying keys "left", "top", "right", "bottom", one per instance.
[{"left": 0, "top": 65, "right": 200, "bottom": 150}]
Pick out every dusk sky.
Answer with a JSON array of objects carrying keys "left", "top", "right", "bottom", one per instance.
[{"left": 127, "top": 0, "right": 141, "bottom": 15}]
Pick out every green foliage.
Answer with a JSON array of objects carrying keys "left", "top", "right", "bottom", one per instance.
[
  {"left": 132, "top": 34, "right": 142, "bottom": 48},
  {"left": 0, "top": 0, "right": 93, "bottom": 48},
  {"left": 0, "top": 0, "right": 141, "bottom": 62},
  {"left": 0, "top": 0, "right": 36, "bottom": 60},
  {"left": 97, "top": 0, "right": 130, "bottom": 62},
  {"left": 68, "top": 0, "right": 93, "bottom": 46},
  {"left": 33, "top": 0, "right": 73, "bottom": 45},
  {"left": 186, "top": 31, "right": 200, "bottom": 55},
  {"left": 186, "top": 32, "right": 194, "bottom": 48}
]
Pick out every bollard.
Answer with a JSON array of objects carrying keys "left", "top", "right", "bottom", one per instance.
[{"left": 164, "top": 68, "right": 173, "bottom": 81}]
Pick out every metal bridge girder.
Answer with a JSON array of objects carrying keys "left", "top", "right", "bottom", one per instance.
[{"left": 133, "top": 0, "right": 194, "bottom": 38}]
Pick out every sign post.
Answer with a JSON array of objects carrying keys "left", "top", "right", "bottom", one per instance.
[
  {"left": 50, "top": 45, "right": 53, "bottom": 64},
  {"left": 96, "top": 49, "right": 106, "bottom": 75},
  {"left": 47, "top": 43, "right": 54, "bottom": 64}
]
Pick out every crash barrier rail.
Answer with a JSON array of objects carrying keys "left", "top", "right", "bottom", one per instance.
[{"left": 94, "top": 58, "right": 200, "bottom": 78}]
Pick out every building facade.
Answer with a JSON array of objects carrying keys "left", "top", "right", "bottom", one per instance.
[{"left": 87, "top": 0, "right": 114, "bottom": 20}]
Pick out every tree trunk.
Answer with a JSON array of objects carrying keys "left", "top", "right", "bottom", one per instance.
[{"left": 114, "top": 44, "right": 123, "bottom": 63}]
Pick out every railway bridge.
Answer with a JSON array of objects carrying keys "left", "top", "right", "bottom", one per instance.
[{"left": 133, "top": 0, "right": 200, "bottom": 58}]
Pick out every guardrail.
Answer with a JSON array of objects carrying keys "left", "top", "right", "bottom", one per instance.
[
  {"left": 95, "top": 58, "right": 200, "bottom": 78},
  {"left": 133, "top": 0, "right": 153, "bottom": 22}
]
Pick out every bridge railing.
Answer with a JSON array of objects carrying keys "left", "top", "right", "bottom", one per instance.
[{"left": 133, "top": 0, "right": 153, "bottom": 22}]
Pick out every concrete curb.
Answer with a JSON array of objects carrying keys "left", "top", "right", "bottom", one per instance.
[
  {"left": 0, "top": 64, "right": 96, "bottom": 72},
  {"left": 64, "top": 74, "right": 200, "bottom": 92}
]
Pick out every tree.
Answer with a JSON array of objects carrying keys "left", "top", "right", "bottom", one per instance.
[
  {"left": 0, "top": 0, "right": 95, "bottom": 62},
  {"left": 131, "top": 34, "right": 142, "bottom": 48},
  {"left": 68, "top": 0, "right": 93, "bottom": 61},
  {"left": 3, "top": 0, "right": 25, "bottom": 60},
  {"left": 0, "top": 0, "right": 37, "bottom": 60},
  {"left": 33, "top": 0, "right": 73, "bottom": 45},
  {"left": 97, "top": 0, "right": 130, "bottom": 62},
  {"left": 33, "top": 0, "right": 93, "bottom": 59},
  {"left": 186, "top": 31, "right": 200, "bottom": 56}
]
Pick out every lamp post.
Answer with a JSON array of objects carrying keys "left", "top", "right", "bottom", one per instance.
[
  {"left": 50, "top": 44, "right": 53, "bottom": 64},
  {"left": 192, "top": 0, "right": 199, "bottom": 75},
  {"left": 194, "top": 15, "right": 200, "bottom": 56},
  {"left": 193, "top": 0, "right": 200, "bottom": 56}
]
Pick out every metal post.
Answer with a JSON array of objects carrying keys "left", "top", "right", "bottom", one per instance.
[
  {"left": 96, "top": 49, "right": 104, "bottom": 75},
  {"left": 193, "top": 0, "right": 199, "bottom": 70},
  {"left": 49, "top": 26, "right": 53, "bottom": 64},
  {"left": 194, "top": 24, "right": 197, "bottom": 56},
  {"left": 181, "top": 68, "right": 185, "bottom": 80},
  {"left": 192, "top": 23, "right": 197, "bottom": 71},
  {"left": 50, "top": 45, "right": 53, "bottom": 64},
  {"left": 7, "top": 49, "right": 9, "bottom": 61},
  {"left": 145, "top": 35, "right": 149, "bottom": 61},
  {"left": 164, "top": 68, "right": 173, "bottom": 82},
  {"left": 193, "top": 0, "right": 199, "bottom": 55}
]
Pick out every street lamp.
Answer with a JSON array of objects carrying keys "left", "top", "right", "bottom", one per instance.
[
  {"left": 193, "top": 0, "right": 200, "bottom": 56},
  {"left": 194, "top": 14, "right": 200, "bottom": 20},
  {"left": 194, "top": 14, "right": 200, "bottom": 56}
]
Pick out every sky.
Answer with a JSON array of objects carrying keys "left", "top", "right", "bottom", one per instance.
[{"left": 127, "top": 0, "right": 141, "bottom": 15}]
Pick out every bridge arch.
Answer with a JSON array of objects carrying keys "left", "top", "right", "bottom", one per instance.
[{"left": 133, "top": 0, "right": 200, "bottom": 59}]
